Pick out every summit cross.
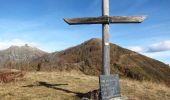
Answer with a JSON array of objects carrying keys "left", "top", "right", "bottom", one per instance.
[{"left": 64, "top": 0, "right": 146, "bottom": 99}]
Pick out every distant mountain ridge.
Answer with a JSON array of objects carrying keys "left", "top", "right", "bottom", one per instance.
[
  {"left": 0, "top": 44, "right": 47, "bottom": 69},
  {"left": 0, "top": 39, "right": 170, "bottom": 85}
]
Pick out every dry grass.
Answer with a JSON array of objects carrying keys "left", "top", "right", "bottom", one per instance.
[
  {"left": 121, "top": 78, "right": 170, "bottom": 100},
  {"left": 0, "top": 72, "right": 169, "bottom": 100}
]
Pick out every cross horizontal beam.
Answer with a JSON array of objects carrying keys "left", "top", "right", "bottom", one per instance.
[{"left": 64, "top": 16, "right": 146, "bottom": 25}]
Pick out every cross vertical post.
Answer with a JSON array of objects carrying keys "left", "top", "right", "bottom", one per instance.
[{"left": 102, "top": 0, "right": 110, "bottom": 75}]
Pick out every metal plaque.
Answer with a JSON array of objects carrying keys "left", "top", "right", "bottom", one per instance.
[{"left": 99, "top": 74, "right": 121, "bottom": 100}]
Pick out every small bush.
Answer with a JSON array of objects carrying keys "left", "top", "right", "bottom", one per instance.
[{"left": 0, "top": 69, "right": 25, "bottom": 83}]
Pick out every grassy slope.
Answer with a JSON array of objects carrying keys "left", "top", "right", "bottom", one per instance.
[
  {"left": 31, "top": 38, "right": 170, "bottom": 85},
  {"left": 0, "top": 72, "right": 169, "bottom": 100}
]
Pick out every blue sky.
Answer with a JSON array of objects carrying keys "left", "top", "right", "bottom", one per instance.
[{"left": 0, "top": 0, "right": 170, "bottom": 64}]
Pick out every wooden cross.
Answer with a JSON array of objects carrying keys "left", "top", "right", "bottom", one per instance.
[
  {"left": 64, "top": 0, "right": 145, "bottom": 99},
  {"left": 64, "top": 0, "right": 145, "bottom": 75}
]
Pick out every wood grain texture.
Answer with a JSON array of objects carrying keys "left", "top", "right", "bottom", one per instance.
[
  {"left": 109, "top": 16, "right": 146, "bottom": 23},
  {"left": 102, "top": 0, "right": 110, "bottom": 76},
  {"left": 64, "top": 16, "right": 109, "bottom": 25},
  {"left": 64, "top": 16, "right": 146, "bottom": 25},
  {"left": 102, "top": 24, "right": 110, "bottom": 75},
  {"left": 102, "top": 0, "right": 109, "bottom": 16}
]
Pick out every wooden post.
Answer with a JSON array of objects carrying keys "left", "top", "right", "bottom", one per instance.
[{"left": 102, "top": 0, "right": 110, "bottom": 75}]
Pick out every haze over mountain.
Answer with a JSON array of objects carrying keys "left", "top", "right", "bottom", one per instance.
[{"left": 0, "top": 38, "right": 170, "bottom": 85}]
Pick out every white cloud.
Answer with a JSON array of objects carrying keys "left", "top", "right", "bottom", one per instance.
[
  {"left": 128, "top": 40, "right": 170, "bottom": 53},
  {"left": 128, "top": 46, "right": 146, "bottom": 52},
  {"left": 142, "top": 51, "right": 170, "bottom": 65},
  {"left": 143, "top": 51, "right": 170, "bottom": 58},
  {"left": 147, "top": 40, "right": 170, "bottom": 52},
  {"left": 128, "top": 40, "right": 170, "bottom": 65},
  {"left": 0, "top": 39, "right": 37, "bottom": 50}
]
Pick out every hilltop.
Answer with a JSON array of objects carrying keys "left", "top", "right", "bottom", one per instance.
[{"left": 30, "top": 38, "right": 170, "bottom": 85}]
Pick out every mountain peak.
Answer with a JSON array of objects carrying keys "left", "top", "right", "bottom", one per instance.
[
  {"left": 7, "top": 44, "right": 44, "bottom": 52},
  {"left": 87, "top": 38, "right": 101, "bottom": 43},
  {"left": 0, "top": 45, "right": 47, "bottom": 69},
  {"left": 86, "top": 38, "right": 117, "bottom": 46},
  {"left": 3, "top": 44, "right": 47, "bottom": 56},
  {"left": 9, "top": 44, "right": 30, "bottom": 49},
  {"left": 89, "top": 38, "right": 101, "bottom": 41}
]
